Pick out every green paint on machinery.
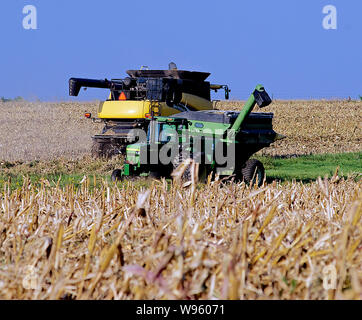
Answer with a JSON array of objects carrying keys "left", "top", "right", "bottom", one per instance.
[{"left": 111, "top": 85, "right": 286, "bottom": 186}]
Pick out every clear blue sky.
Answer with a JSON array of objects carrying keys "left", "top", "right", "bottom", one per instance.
[{"left": 0, "top": 0, "right": 361, "bottom": 101}]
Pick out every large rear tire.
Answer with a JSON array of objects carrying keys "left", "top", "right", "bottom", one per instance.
[{"left": 241, "top": 159, "right": 265, "bottom": 187}]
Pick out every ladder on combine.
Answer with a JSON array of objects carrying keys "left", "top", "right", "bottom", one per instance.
[{"left": 150, "top": 101, "right": 161, "bottom": 118}]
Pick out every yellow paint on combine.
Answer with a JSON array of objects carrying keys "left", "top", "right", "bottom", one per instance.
[
  {"left": 98, "top": 101, "right": 181, "bottom": 119},
  {"left": 98, "top": 92, "right": 213, "bottom": 119},
  {"left": 181, "top": 93, "right": 213, "bottom": 110}
]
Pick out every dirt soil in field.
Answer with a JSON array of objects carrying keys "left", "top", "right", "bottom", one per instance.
[
  {"left": 0, "top": 100, "right": 360, "bottom": 162},
  {"left": 217, "top": 100, "right": 361, "bottom": 157}
]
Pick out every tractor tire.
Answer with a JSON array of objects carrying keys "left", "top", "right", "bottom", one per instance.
[
  {"left": 111, "top": 169, "right": 123, "bottom": 182},
  {"left": 241, "top": 159, "right": 265, "bottom": 187}
]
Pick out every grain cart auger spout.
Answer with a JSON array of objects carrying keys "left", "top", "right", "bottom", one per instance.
[
  {"left": 227, "top": 84, "right": 272, "bottom": 139},
  {"left": 111, "top": 84, "right": 287, "bottom": 186},
  {"left": 69, "top": 63, "right": 229, "bottom": 159}
]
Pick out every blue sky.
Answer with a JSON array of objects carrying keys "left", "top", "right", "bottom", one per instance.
[{"left": 0, "top": 0, "right": 361, "bottom": 101}]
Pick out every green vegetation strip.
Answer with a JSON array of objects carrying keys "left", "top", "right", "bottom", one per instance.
[
  {"left": 0, "top": 152, "right": 360, "bottom": 190},
  {"left": 256, "top": 152, "right": 361, "bottom": 182}
]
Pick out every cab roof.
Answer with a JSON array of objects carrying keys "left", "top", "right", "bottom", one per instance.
[{"left": 126, "top": 70, "right": 210, "bottom": 82}]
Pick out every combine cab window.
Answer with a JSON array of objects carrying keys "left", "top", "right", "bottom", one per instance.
[{"left": 147, "top": 121, "right": 186, "bottom": 143}]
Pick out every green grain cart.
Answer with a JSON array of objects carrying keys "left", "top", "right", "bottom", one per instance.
[{"left": 112, "top": 85, "right": 285, "bottom": 186}]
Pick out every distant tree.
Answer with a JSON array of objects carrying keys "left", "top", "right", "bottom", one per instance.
[{"left": 0, "top": 96, "right": 24, "bottom": 102}]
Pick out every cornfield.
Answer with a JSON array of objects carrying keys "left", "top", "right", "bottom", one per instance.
[
  {"left": 0, "top": 170, "right": 360, "bottom": 300},
  {"left": 0, "top": 99, "right": 360, "bottom": 300}
]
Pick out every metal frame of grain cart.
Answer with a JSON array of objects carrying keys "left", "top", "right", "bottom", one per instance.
[
  {"left": 68, "top": 63, "right": 230, "bottom": 158},
  {"left": 112, "top": 85, "right": 286, "bottom": 186}
]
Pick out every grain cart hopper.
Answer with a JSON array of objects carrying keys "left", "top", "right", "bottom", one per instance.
[
  {"left": 112, "top": 85, "right": 286, "bottom": 186},
  {"left": 69, "top": 63, "right": 230, "bottom": 158}
]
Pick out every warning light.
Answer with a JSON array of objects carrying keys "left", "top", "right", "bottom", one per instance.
[
  {"left": 85, "top": 113, "right": 92, "bottom": 118},
  {"left": 119, "top": 92, "right": 127, "bottom": 100},
  {"left": 145, "top": 113, "right": 152, "bottom": 119}
]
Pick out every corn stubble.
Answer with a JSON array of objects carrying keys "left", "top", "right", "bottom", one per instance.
[{"left": 0, "top": 168, "right": 360, "bottom": 300}]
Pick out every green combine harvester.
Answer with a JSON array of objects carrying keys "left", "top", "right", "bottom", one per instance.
[{"left": 111, "top": 85, "right": 285, "bottom": 186}]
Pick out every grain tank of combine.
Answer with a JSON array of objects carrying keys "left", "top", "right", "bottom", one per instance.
[{"left": 69, "top": 63, "right": 230, "bottom": 158}]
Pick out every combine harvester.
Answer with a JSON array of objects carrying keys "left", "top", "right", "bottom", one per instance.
[{"left": 69, "top": 63, "right": 229, "bottom": 158}]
